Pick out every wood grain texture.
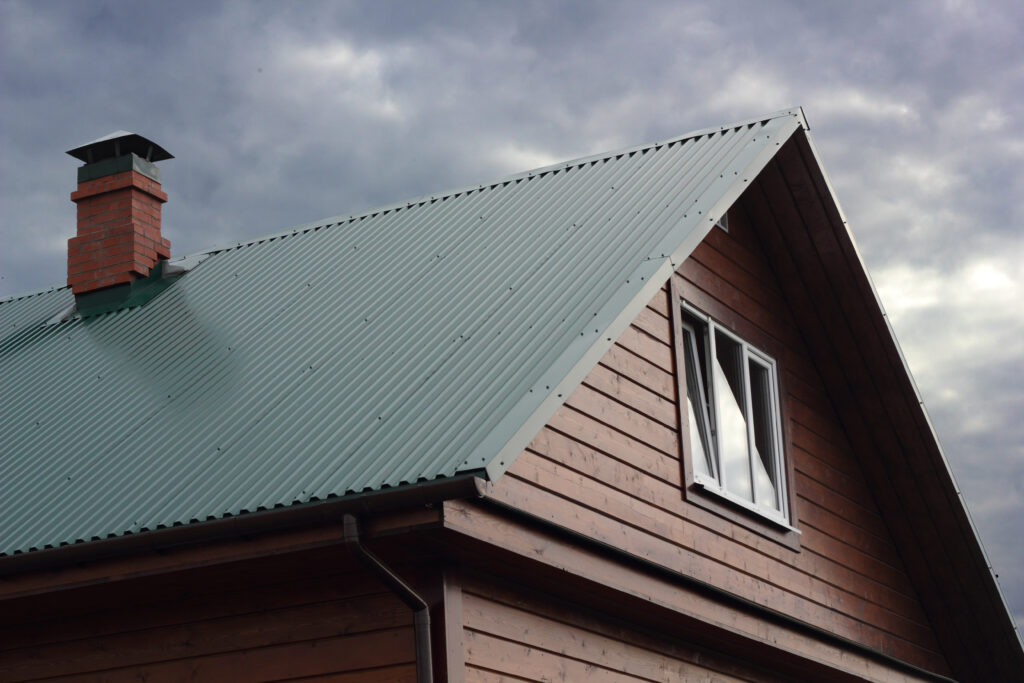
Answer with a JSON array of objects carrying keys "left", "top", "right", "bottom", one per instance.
[
  {"left": 488, "top": 193, "right": 953, "bottom": 675},
  {"left": 0, "top": 553, "right": 416, "bottom": 682},
  {"left": 461, "top": 574, "right": 782, "bottom": 683},
  {"left": 443, "top": 500, "right": 937, "bottom": 683}
]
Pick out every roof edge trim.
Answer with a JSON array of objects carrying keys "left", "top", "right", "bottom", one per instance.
[
  {"left": 476, "top": 114, "right": 805, "bottom": 483},
  {"left": 157, "top": 109, "right": 811, "bottom": 267},
  {"left": 495, "top": 106, "right": 807, "bottom": 185},
  {"left": 0, "top": 472, "right": 487, "bottom": 579},
  {"left": 798, "top": 127, "right": 1024, "bottom": 652},
  {"left": 481, "top": 256, "right": 673, "bottom": 483}
]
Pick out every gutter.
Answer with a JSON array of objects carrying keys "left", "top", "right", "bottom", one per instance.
[
  {"left": 0, "top": 473, "right": 487, "bottom": 578},
  {"left": 343, "top": 514, "right": 432, "bottom": 683}
]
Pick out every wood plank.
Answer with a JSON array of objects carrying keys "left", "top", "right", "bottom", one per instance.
[
  {"left": 582, "top": 363, "right": 678, "bottom": 429},
  {"left": 759, "top": 155, "right": 980, "bottom": 659},
  {"left": 465, "top": 629, "right": 680, "bottom": 683},
  {"left": 0, "top": 569, "right": 389, "bottom": 653},
  {"left": 494, "top": 463, "right": 940, "bottom": 658},
  {"left": 796, "top": 496, "right": 910, "bottom": 580},
  {"left": 789, "top": 419, "right": 860, "bottom": 478},
  {"left": 0, "top": 593, "right": 412, "bottom": 681},
  {"left": 689, "top": 240, "right": 791, "bottom": 322},
  {"left": 700, "top": 218, "right": 781, "bottom": 292},
  {"left": 273, "top": 664, "right": 417, "bottom": 682},
  {"left": 564, "top": 384, "right": 679, "bottom": 457},
  {"left": 0, "top": 521, "right": 356, "bottom": 601},
  {"left": 465, "top": 665, "right": 533, "bottom": 682},
  {"left": 738, "top": 167, "right": 962, "bottom": 677},
  {"left": 613, "top": 325, "right": 673, "bottom": 373},
  {"left": 781, "top": 366, "right": 832, "bottom": 418},
  {"left": 522, "top": 431, "right": 927, "bottom": 622},
  {"left": 463, "top": 592, "right": 752, "bottom": 683},
  {"left": 645, "top": 285, "right": 670, "bottom": 318},
  {"left": 781, "top": 131, "right": 1011, "bottom": 673},
  {"left": 543, "top": 408, "right": 680, "bottom": 485},
  {"left": 794, "top": 471, "right": 891, "bottom": 542},
  {"left": 507, "top": 449, "right": 932, "bottom": 639},
  {"left": 677, "top": 258, "right": 802, "bottom": 352},
  {"left": 786, "top": 393, "right": 850, "bottom": 450},
  {"left": 421, "top": 566, "right": 465, "bottom": 683},
  {"left": 462, "top": 574, "right": 790, "bottom": 683},
  {"left": 599, "top": 344, "right": 676, "bottom": 401},
  {"left": 630, "top": 305, "right": 672, "bottom": 343},
  {"left": 2, "top": 627, "right": 414, "bottom": 683},
  {"left": 443, "top": 499, "right": 946, "bottom": 680}
]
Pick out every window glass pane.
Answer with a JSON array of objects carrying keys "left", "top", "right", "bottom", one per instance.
[
  {"left": 687, "top": 399, "right": 711, "bottom": 478},
  {"left": 713, "top": 331, "right": 752, "bottom": 501},
  {"left": 749, "top": 359, "right": 779, "bottom": 511},
  {"left": 683, "top": 326, "right": 714, "bottom": 478}
]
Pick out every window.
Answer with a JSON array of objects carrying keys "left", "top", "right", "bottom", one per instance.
[{"left": 680, "top": 304, "right": 791, "bottom": 526}]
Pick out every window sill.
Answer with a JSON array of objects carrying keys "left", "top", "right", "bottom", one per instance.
[
  {"left": 685, "top": 479, "right": 802, "bottom": 551},
  {"left": 692, "top": 476, "right": 800, "bottom": 533}
]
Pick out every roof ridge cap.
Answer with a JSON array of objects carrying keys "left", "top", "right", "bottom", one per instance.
[
  {"left": 2, "top": 108, "right": 809, "bottom": 296},
  {"left": 170, "top": 108, "right": 808, "bottom": 262}
]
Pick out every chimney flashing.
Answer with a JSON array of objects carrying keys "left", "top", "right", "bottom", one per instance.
[{"left": 72, "top": 260, "right": 180, "bottom": 318}]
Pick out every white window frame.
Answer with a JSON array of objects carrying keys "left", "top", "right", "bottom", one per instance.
[{"left": 681, "top": 302, "right": 793, "bottom": 528}]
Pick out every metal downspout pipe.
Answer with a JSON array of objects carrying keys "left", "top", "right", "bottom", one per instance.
[{"left": 342, "top": 513, "right": 433, "bottom": 683}]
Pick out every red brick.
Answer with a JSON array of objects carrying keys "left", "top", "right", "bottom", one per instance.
[{"left": 69, "top": 169, "right": 171, "bottom": 294}]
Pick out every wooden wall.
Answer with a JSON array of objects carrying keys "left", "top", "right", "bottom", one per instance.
[
  {"left": 0, "top": 547, "right": 416, "bottom": 682},
  {"left": 461, "top": 573, "right": 786, "bottom": 683},
  {"left": 486, "top": 205, "right": 953, "bottom": 675}
]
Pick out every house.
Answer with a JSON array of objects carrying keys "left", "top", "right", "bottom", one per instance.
[{"left": 1, "top": 108, "right": 1021, "bottom": 681}]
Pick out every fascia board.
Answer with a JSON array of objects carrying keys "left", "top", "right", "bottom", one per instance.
[
  {"left": 481, "top": 254, "right": 670, "bottom": 481},
  {"left": 661, "top": 113, "right": 805, "bottom": 268},
  {"left": 799, "top": 126, "right": 1024, "bottom": 653},
  {"left": 480, "top": 114, "right": 806, "bottom": 483}
]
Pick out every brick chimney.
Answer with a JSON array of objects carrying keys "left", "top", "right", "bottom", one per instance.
[{"left": 66, "top": 131, "right": 173, "bottom": 295}]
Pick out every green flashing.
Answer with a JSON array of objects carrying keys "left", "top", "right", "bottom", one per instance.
[
  {"left": 75, "top": 261, "right": 178, "bottom": 318},
  {"left": 77, "top": 154, "right": 160, "bottom": 183}
]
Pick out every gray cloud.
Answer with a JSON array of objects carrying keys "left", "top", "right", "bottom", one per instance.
[{"left": 3, "top": 0, "right": 1022, "bottom": 637}]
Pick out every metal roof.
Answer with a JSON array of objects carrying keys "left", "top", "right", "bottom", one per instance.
[{"left": 0, "top": 109, "right": 804, "bottom": 556}]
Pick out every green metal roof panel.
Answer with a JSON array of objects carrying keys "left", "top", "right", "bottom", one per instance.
[{"left": 0, "top": 109, "right": 803, "bottom": 556}]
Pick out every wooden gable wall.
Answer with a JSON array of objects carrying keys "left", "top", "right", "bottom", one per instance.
[
  {"left": 483, "top": 191, "right": 952, "bottom": 676},
  {"left": 0, "top": 545, "right": 417, "bottom": 681},
  {"left": 460, "top": 572, "right": 792, "bottom": 682}
]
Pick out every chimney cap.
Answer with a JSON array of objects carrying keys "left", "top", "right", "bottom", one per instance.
[{"left": 67, "top": 131, "right": 173, "bottom": 164}]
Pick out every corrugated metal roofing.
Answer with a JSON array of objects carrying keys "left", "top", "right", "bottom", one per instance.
[{"left": 0, "top": 108, "right": 804, "bottom": 556}]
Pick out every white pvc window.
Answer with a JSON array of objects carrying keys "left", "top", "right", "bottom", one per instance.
[{"left": 681, "top": 305, "right": 789, "bottom": 524}]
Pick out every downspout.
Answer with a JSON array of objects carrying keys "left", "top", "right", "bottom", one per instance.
[{"left": 342, "top": 513, "right": 432, "bottom": 683}]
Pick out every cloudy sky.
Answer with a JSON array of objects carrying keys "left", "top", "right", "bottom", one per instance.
[{"left": 2, "top": 0, "right": 1021, "bottom": 637}]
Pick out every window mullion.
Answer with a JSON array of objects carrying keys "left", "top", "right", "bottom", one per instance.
[
  {"left": 771, "top": 362, "right": 786, "bottom": 518},
  {"left": 741, "top": 344, "right": 759, "bottom": 507},
  {"left": 707, "top": 320, "right": 722, "bottom": 488}
]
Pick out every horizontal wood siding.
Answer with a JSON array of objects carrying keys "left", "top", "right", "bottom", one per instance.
[
  {"left": 461, "top": 574, "right": 784, "bottom": 682},
  {"left": 0, "top": 549, "right": 416, "bottom": 682},
  {"left": 487, "top": 210, "right": 951, "bottom": 675}
]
